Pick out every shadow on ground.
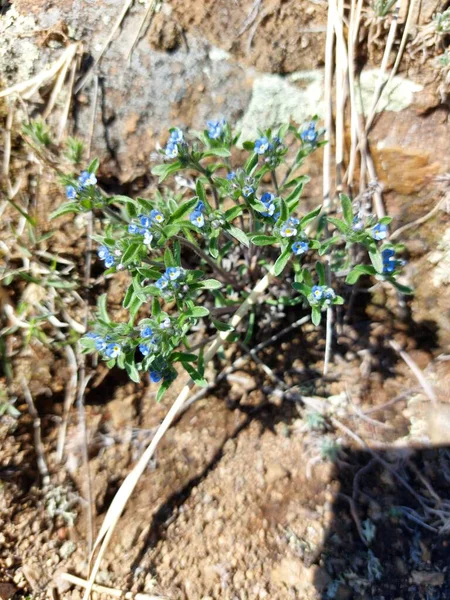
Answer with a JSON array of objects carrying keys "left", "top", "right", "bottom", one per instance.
[{"left": 314, "top": 445, "right": 450, "bottom": 600}]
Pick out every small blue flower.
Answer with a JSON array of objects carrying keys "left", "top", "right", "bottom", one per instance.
[
  {"left": 78, "top": 171, "right": 97, "bottom": 187},
  {"left": 143, "top": 230, "right": 153, "bottom": 246},
  {"left": 128, "top": 223, "right": 139, "bottom": 234},
  {"left": 139, "top": 343, "right": 151, "bottom": 356},
  {"left": 372, "top": 223, "right": 388, "bottom": 241},
  {"left": 155, "top": 276, "right": 169, "bottom": 290},
  {"left": 141, "top": 326, "right": 153, "bottom": 338},
  {"left": 87, "top": 332, "right": 101, "bottom": 340},
  {"left": 226, "top": 171, "right": 236, "bottom": 181},
  {"left": 300, "top": 122, "right": 318, "bottom": 144},
  {"left": 280, "top": 219, "right": 298, "bottom": 238},
  {"left": 242, "top": 185, "right": 254, "bottom": 198},
  {"left": 104, "top": 254, "right": 115, "bottom": 268},
  {"left": 165, "top": 142, "right": 178, "bottom": 159},
  {"left": 166, "top": 267, "right": 183, "bottom": 281},
  {"left": 323, "top": 287, "right": 336, "bottom": 300},
  {"left": 190, "top": 211, "right": 205, "bottom": 227},
  {"left": 254, "top": 137, "right": 271, "bottom": 155},
  {"left": 66, "top": 185, "right": 77, "bottom": 200},
  {"left": 105, "top": 343, "right": 121, "bottom": 358},
  {"left": 352, "top": 216, "right": 364, "bottom": 232},
  {"left": 150, "top": 209, "right": 165, "bottom": 224},
  {"left": 95, "top": 338, "right": 107, "bottom": 351},
  {"left": 207, "top": 119, "right": 226, "bottom": 140},
  {"left": 149, "top": 370, "right": 163, "bottom": 383},
  {"left": 292, "top": 241, "right": 309, "bottom": 255},
  {"left": 382, "top": 248, "right": 396, "bottom": 274},
  {"left": 169, "top": 128, "right": 184, "bottom": 143},
  {"left": 139, "top": 215, "right": 151, "bottom": 228},
  {"left": 261, "top": 192, "right": 275, "bottom": 205},
  {"left": 98, "top": 246, "right": 109, "bottom": 259},
  {"left": 195, "top": 201, "right": 205, "bottom": 212},
  {"left": 160, "top": 317, "right": 171, "bottom": 329},
  {"left": 311, "top": 285, "right": 324, "bottom": 300}
]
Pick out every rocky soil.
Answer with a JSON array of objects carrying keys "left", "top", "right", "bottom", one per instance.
[{"left": 1, "top": 0, "right": 450, "bottom": 599}]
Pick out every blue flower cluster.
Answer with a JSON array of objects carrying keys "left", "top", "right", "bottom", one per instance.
[
  {"left": 66, "top": 170, "right": 97, "bottom": 199},
  {"left": 190, "top": 201, "right": 206, "bottom": 228},
  {"left": 98, "top": 245, "right": 117, "bottom": 268},
  {"left": 382, "top": 248, "right": 396, "bottom": 274},
  {"left": 300, "top": 121, "right": 319, "bottom": 145},
  {"left": 311, "top": 285, "right": 336, "bottom": 304},
  {"left": 155, "top": 266, "right": 185, "bottom": 295},
  {"left": 371, "top": 223, "right": 388, "bottom": 241},
  {"left": 128, "top": 210, "right": 165, "bottom": 245},
  {"left": 207, "top": 119, "right": 226, "bottom": 140},
  {"left": 87, "top": 333, "right": 121, "bottom": 358},
  {"left": 255, "top": 136, "right": 271, "bottom": 155},
  {"left": 165, "top": 128, "right": 184, "bottom": 159}
]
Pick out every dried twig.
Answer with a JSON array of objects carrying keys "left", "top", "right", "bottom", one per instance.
[
  {"left": 389, "top": 340, "right": 438, "bottom": 405},
  {"left": 56, "top": 344, "right": 79, "bottom": 462},
  {"left": 20, "top": 377, "right": 50, "bottom": 486},
  {"left": 60, "top": 572, "right": 168, "bottom": 599}
]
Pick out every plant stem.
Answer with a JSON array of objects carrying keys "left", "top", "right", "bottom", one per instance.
[
  {"left": 173, "top": 235, "right": 237, "bottom": 287},
  {"left": 271, "top": 170, "right": 280, "bottom": 195}
]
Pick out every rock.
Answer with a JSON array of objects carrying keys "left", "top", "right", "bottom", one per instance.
[
  {"left": 0, "top": 583, "right": 17, "bottom": 600},
  {"left": 265, "top": 462, "right": 289, "bottom": 485},
  {"left": 411, "top": 571, "right": 445, "bottom": 586}
]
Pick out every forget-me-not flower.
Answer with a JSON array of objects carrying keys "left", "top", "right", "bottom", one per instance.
[
  {"left": 78, "top": 171, "right": 97, "bottom": 187},
  {"left": 150, "top": 370, "right": 163, "bottom": 383},
  {"left": 372, "top": 223, "right": 388, "bottom": 241},
  {"left": 150, "top": 209, "right": 165, "bottom": 224},
  {"left": 292, "top": 241, "right": 309, "bottom": 255},
  {"left": 254, "top": 137, "right": 271, "bottom": 154},
  {"left": 300, "top": 122, "right": 319, "bottom": 144},
  {"left": 105, "top": 343, "right": 121, "bottom": 359},
  {"left": 207, "top": 119, "right": 226, "bottom": 140},
  {"left": 66, "top": 185, "right": 77, "bottom": 200}
]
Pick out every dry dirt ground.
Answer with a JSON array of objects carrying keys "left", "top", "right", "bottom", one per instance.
[{"left": 1, "top": 0, "right": 450, "bottom": 599}]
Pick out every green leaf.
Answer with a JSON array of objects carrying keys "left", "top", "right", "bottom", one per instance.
[
  {"left": 226, "top": 224, "right": 249, "bottom": 247},
  {"left": 50, "top": 202, "right": 80, "bottom": 219},
  {"left": 212, "top": 318, "right": 234, "bottom": 332},
  {"left": 379, "top": 216, "right": 393, "bottom": 226},
  {"left": 316, "top": 261, "right": 326, "bottom": 285},
  {"left": 202, "top": 148, "right": 231, "bottom": 158},
  {"left": 136, "top": 267, "right": 161, "bottom": 279},
  {"left": 162, "top": 224, "right": 180, "bottom": 238},
  {"left": 300, "top": 206, "right": 322, "bottom": 229},
  {"left": 182, "top": 362, "right": 208, "bottom": 386},
  {"left": 327, "top": 217, "right": 349, "bottom": 234},
  {"left": 198, "top": 279, "right": 223, "bottom": 290},
  {"left": 251, "top": 235, "right": 278, "bottom": 246},
  {"left": 391, "top": 280, "right": 414, "bottom": 295},
  {"left": 88, "top": 158, "right": 100, "bottom": 173},
  {"left": 151, "top": 160, "right": 183, "bottom": 183},
  {"left": 97, "top": 293, "right": 111, "bottom": 323},
  {"left": 186, "top": 306, "right": 210, "bottom": 318},
  {"left": 170, "top": 352, "right": 198, "bottom": 363},
  {"left": 279, "top": 198, "right": 289, "bottom": 223},
  {"left": 273, "top": 246, "right": 291, "bottom": 276},
  {"left": 122, "top": 242, "right": 140, "bottom": 264},
  {"left": 156, "top": 379, "right": 172, "bottom": 402},
  {"left": 286, "top": 181, "right": 307, "bottom": 209},
  {"left": 129, "top": 295, "right": 144, "bottom": 320},
  {"left": 368, "top": 245, "right": 383, "bottom": 273},
  {"left": 345, "top": 264, "right": 377, "bottom": 284},
  {"left": 164, "top": 247, "right": 176, "bottom": 267},
  {"left": 152, "top": 297, "right": 161, "bottom": 316},
  {"left": 123, "top": 285, "right": 134, "bottom": 309},
  {"left": 292, "top": 282, "right": 311, "bottom": 296},
  {"left": 242, "top": 141, "right": 255, "bottom": 151},
  {"left": 209, "top": 236, "right": 219, "bottom": 258},
  {"left": 169, "top": 197, "right": 199, "bottom": 223},
  {"left": 340, "top": 193, "right": 353, "bottom": 225},
  {"left": 224, "top": 205, "right": 245, "bottom": 222},
  {"left": 125, "top": 353, "right": 140, "bottom": 383},
  {"left": 196, "top": 179, "right": 207, "bottom": 204},
  {"left": 333, "top": 295, "right": 345, "bottom": 305},
  {"left": 311, "top": 306, "right": 322, "bottom": 326},
  {"left": 244, "top": 153, "right": 258, "bottom": 174}
]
